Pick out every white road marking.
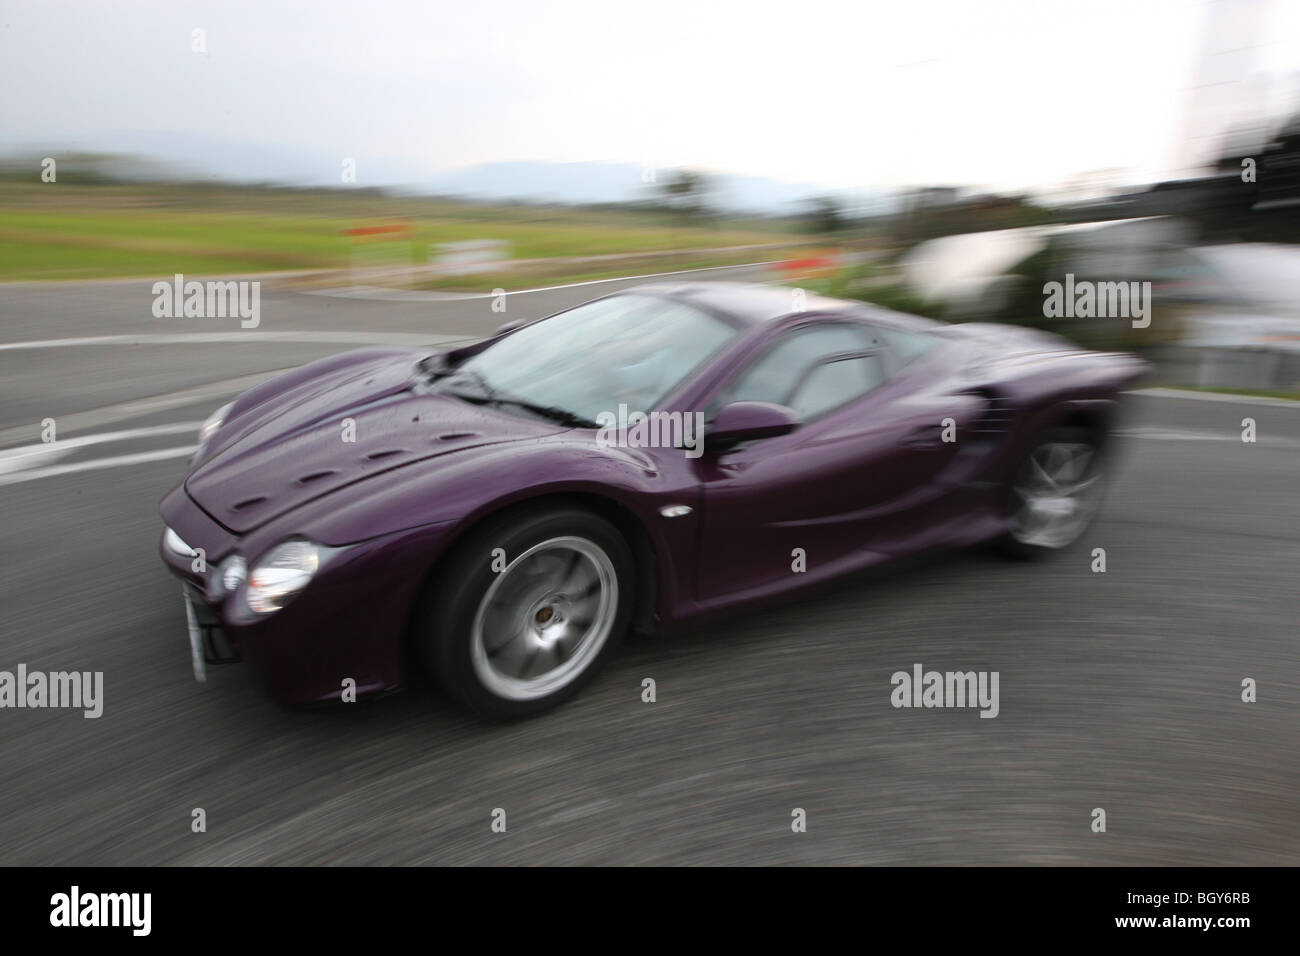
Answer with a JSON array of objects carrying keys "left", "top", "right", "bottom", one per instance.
[
  {"left": 0, "top": 422, "right": 201, "bottom": 475},
  {"left": 0, "top": 446, "right": 196, "bottom": 486},
  {"left": 1130, "top": 387, "right": 1300, "bottom": 408},
  {"left": 0, "top": 331, "right": 468, "bottom": 352},
  {"left": 1117, "top": 427, "right": 1226, "bottom": 441},
  {"left": 303, "top": 261, "right": 782, "bottom": 301},
  {"left": 1117, "top": 426, "right": 1300, "bottom": 449},
  {"left": 0, "top": 371, "right": 298, "bottom": 449}
]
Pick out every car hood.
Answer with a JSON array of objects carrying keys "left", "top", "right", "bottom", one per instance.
[{"left": 186, "top": 349, "right": 566, "bottom": 534}]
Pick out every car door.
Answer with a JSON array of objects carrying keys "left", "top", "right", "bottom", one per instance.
[{"left": 693, "top": 319, "right": 981, "bottom": 603}]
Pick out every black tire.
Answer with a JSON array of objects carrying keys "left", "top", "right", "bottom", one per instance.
[
  {"left": 996, "top": 426, "right": 1107, "bottom": 560},
  {"left": 416, "top": 506, "right": 635, "bottom": 719}
]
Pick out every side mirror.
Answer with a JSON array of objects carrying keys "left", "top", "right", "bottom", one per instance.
[
  {"left": 707, "top": 401, "right": 800, "bottom": 450},
  {"left": 493, "top": 319, "right": 526, "bottom": 337}
]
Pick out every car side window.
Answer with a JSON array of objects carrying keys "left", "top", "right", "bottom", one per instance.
[
  {"left": 877, "top": 327, "right": 935, "bottom": 366},
  {"left": 789, "top": 352, "right": 884, "bottom": 418},
  {"left": 714, "top": 323, "right": 882, "bottom": 420}
]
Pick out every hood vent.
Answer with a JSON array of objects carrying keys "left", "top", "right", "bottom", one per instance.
[{"left": 295, "top": 469, "right": 338, "bottom": 485}]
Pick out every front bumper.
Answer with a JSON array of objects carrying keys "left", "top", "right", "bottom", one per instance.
[
  {"left": 182, "top": 582, "right": 240, "bottom": 670},
  {"left": 158, "top": 486, "right": 454, "bottom": 705}
]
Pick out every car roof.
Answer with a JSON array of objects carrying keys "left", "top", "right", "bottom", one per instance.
[{"left": 625, "top": 281, "right": 850, "bottom": 327}]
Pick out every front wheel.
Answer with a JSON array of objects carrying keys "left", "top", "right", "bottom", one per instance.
[
  {"left": 998, "top": 428, "right": 1106, "bottom": 558},
  {"left": 418, "top": 507, "right": 635, "bottom": 719}
]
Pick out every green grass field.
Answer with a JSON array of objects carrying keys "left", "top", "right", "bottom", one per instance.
[{"left": 0, "top": 182, "right": 806, "bottom": 281}]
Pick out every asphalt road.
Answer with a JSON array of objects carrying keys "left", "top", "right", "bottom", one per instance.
[{"left": 1, "top": 268, "right": 1297, "bottom": 865}]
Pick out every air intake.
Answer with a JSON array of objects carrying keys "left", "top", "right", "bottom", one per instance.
[{"left": 970, "top": 392, "right": 1016, "bottom": 436}]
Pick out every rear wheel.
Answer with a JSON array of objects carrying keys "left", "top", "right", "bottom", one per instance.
[
  {"left": 417, "top": 507, "right": 634, "bottom": 719},
  {"left": 998, "top": 428, "right": 1106, "bottom": 558}
]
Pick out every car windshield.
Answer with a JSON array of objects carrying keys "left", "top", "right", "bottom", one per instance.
[{"left": 444, "top": 294, "right": 739, "bottom": 424}]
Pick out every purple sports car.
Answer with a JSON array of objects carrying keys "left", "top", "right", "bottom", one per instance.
[{"left": 160, "top": 282, "right": 1146, "bottom": 717}]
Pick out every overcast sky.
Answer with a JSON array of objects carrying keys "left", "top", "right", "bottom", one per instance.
[{"left": 3, "top": 0, "right": 1299, "bottom": 194}]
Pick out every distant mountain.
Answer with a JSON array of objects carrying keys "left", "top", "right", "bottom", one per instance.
[
  {"left": 5, "top": 132, "right": 896, "bottom": 215},
  {"left": 7, "top": 130, "right": 433, "bottom": 188},
  {"left": 425, "top": 160, "right": 896, "bottom": 216}
]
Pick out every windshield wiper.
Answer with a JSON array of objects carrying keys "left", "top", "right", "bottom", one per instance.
[
  {"left": 454, "top": 391, "right": 598, "bottom": 427},
  {"left": 433, "top": 368, "right": 595, "bottom": 427},
  {"left": 416, "top": 353, "right": 446, "bottom": 377},
  {"left": 435, "top": 366, "right": 495, "bottom": 399},
  {"left": 478, "top": 398, "right": 598, "bottom": 428}
]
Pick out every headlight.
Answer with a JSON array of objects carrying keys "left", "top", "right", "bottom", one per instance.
[
  {"left": 198, "top": 402, "right": 234, "bottom": 446},
  {"left": 220, "top": 554, "right": 247, "bottom": 593},
  {"left": 246, "top": 541, "right": 320, "bottom": 614}
]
